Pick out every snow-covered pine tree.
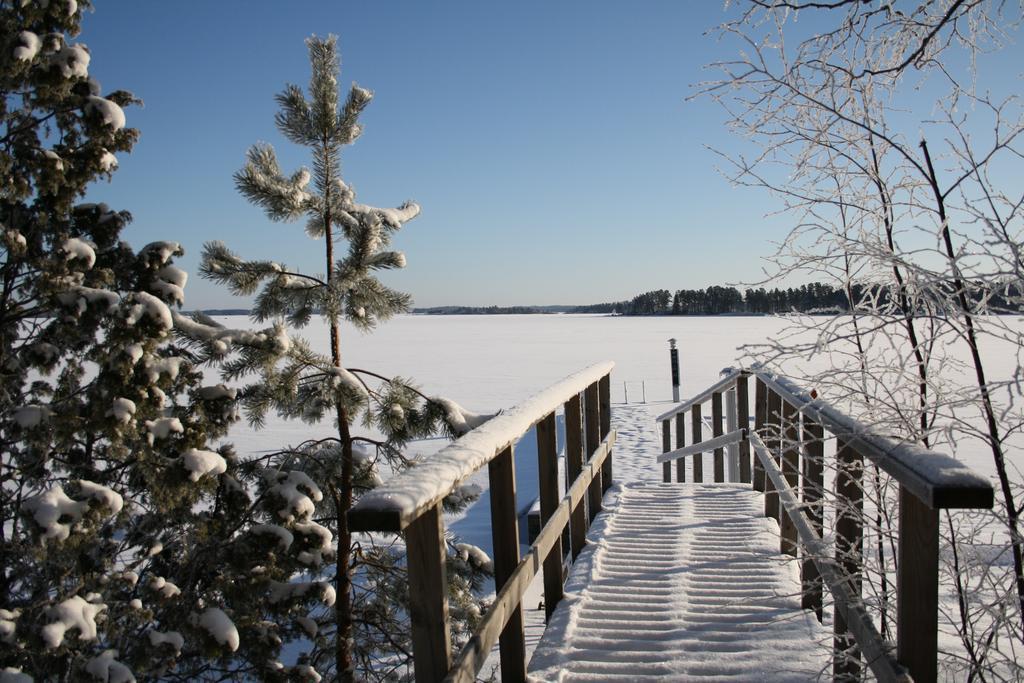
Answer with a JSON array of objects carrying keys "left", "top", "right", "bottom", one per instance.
[
  {"left": 1, "top": 4, "right": 344, "bottom": 680},
  {"left": 188, "top": 35, "right": 491, "bottom": 681}
]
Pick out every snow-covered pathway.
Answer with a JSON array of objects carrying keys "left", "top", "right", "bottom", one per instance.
[{"left": 526, "top": 403, "right": 830, "bottom": 681}]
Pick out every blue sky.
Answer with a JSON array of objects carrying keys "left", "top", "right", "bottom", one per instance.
[{"left": 81, "top": 2, "right": 796, "bottom": 308}]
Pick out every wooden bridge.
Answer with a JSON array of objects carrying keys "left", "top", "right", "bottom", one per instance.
[{"left": 349, "top": 363, "right": 994, "bottom": 682}]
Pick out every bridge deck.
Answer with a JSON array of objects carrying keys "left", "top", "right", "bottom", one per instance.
[{"left": 528, "top": 482, "right": 829, "bottom": 681}]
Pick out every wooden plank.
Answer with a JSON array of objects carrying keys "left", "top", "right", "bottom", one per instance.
[
  {"left": 897, "top": 485, "right": 940, "bottom": 683},
  {"left": 405, "top": 503, "right": 451, "bottom": 683},
  {"left": 536, "top": 412, "right": 562, "bottom": 622},
  {"left": 801, "top": 417, "right": 824, "bottom": 621},
  {"left": 780, "top": 398, "right": 799, "bottom": 557},
  {"left": 750, "top": 432, "right": 907, "bottom": 683},
  {"left": 489, "top": 445, "right": 525, "bottom": 683},
  {"left": 599, "top": 374, "right": 612, "bottom": 493},
  {"left": 565, "top": 394, "right": 586, "bottom": 560},
  {"left": 736, "top": 375, "right": 751, "bottom": 483},
  {"left": 753, "top": 377, "right": 766, "bottom": 492},
  {"left": 764, "top": 389, "right": 781, "bottom": 521},
  {"left": 691, "top": 404, "right": 703, "bottom": 483},
  {"left": 675, "top": 411, "right": 686, "bottom": 482},
  {"left": 585, "top": 382, "right": 602, "bottom": 517},
  {"left": 834, "top": 438, "right": 863, "bottom": 681},
  {"left": 712, "top": 391, "right": 724, "bottom": 482},
  {"left": 655, "top": 428, "right": 745, "bottom": 464},
  {"left": 662, "top": 420, "right": 671, "bottom": 483}
]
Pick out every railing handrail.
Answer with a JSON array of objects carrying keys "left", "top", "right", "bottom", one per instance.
[
  {"left": 656, "top": 427, "right": 745, "bottom": 464},
  {"left": 349, "top": 361, "right": 615, "bottom": 533},
  {"left": 655, "top": 367, "right": 742, "bottom": 421},
  {"left": 657, "top": 364, "right": 996, "bottom": 682},
  {"left": 750, "top": 366, "right": 992, "bottom": 509},
  {"left": 750, "top": 431, "right": 910, "bottom": 683},
  {"left": 657, "top": 366, "right": 993, "bottom": 509}
]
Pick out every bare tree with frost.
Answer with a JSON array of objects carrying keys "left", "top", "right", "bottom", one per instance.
[
  {"left": 0, "top": 2, "right": 345, "bottom": 680},
  {"left": 183, "top": 35, "right": 491, "bottom": 681},
  {"left": 701, "top": 1, "right": 1024, "bottom": 678}
]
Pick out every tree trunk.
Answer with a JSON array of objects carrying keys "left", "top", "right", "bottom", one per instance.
[
  {"left": 921, "top": 139, "right": 1024, "bottom": 636},
  {"left": 322, "top": 195, "right": 356, "bottom": 682},
  {"left": 334, "top": 402, "right": 355, "bottom": 683}
]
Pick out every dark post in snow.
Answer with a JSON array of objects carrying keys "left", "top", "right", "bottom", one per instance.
[{"left": 668, "top": 338, "right": 680, "bottom": 402}]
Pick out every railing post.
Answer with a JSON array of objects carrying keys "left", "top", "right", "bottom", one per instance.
[
  {"left": 691, "top": 403, "right": 703, "bottom": 483},
  {"left": 405, "top": 503, "right": 451, "bottom": 683},
  {"left": 712, "top": 391, "right": 725, "bottom": 482},
  {"left": 661, "top": 420, "right": 671, "bottom": 483},
  {"left": 753, "top": 377, "right": 766, "bottom": 491},
  {"left": 801, "top": 417, "right": 824, "bottom": 621},
  {"left": 779, "top": 398, "right": 799, "bottom": 556},
  {"left": 675, "top": 411, "right": 686, "bottom": 483},
  {"left": 749, "top": 378, "right": 765, "bottom": 491},
  {"left": 834, "top": 438, "right": 863, "bottom": 681},
  {"left": 737, "top": 375, "right": 751, "bottom": 484},
  {"left": 725, "top": 386, "right": 738, "bottom": 481},
  {"left": 764, "top": 389, "right": 781, "bottom": 521},
  {"left": 565, "top": 394, "right": 586, "bottom": 560},
  {"left": 897, "top": 485, "right": 940, "bottom": 683},
  {"left": 585, "top": 382, "right": 602, "bottom": 517},
  {"left": 537, "top": 412, "right": 562, "bottom": 622},
  {"left": 599, "top": 374, "right": 612, "bottom": 493},
  {"left": 489, "top": 445, "right": 526, "bottom": 682}
]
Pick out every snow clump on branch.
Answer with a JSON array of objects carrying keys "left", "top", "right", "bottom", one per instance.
[
  {"left": 13, "top": 31, "right": 41, "bottom": 61},
  {"left": 86, "top": 96, "right": 126, "bottom": 130},
  {"left": 40, "top": 595, "right": 106, "bottom": 648},
  {"left": 84, "top": 650, "right": 134, "bottom": 683},
  {"left": 61, "top": 237, "right": 96, "bottom": 268},
  {"left": 23, "top": 481, "right": 122, "bottom": 542},
  {"left": 194, "top": 607, "right": 239, "bottom": 652},
  {"left": 181, "top": 448, "right": 227, "bottom": 482},
  {"left": 432, "top": 397, "right": 493, "bottom": 436},
  {"left": 266, "top": 470, "right": 323, "bottom": 523}
]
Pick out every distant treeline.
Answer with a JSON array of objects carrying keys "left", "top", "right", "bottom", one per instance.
[
  {"left": 185, "top": 309, "right": 251, "bottom": 316},
  {"left": 573, "top": 283, "right": 846, "bottom": 315},
  {"left": 194, "top": 282, "right": 1023, "bottom": 318},
  {"left": 576, "top": 281, "right": 1024, "bottom": 316}
]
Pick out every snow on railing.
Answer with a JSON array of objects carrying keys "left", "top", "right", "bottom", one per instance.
[
  {"left": 350, "top": 361, "right": 613, "bottom": 532},
  {"left": 655, "top": 367, "right": 994, "bottom": 683},
  {"left": 348, "top": 362, "right": 615, "bottom": 683}
]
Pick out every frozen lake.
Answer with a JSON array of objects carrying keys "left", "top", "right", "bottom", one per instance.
[
  {"left": 218, "top": 312, "right": 785, "bottom": 414},
  {"left": 219, "top": 313, "right": 790, "bottom": 516},
  {"left": 218, "top": 312, "right": 1021, "bottom": 483}
]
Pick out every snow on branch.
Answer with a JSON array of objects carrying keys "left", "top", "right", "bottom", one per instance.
[
  {"left": 348, "top": 200, "right": 421, "bottom": 231},
  {"left": 235, "top": 144, "right": 311, "bottom": 221},
  {"left": 172, "top": 311, "right": 291, "bottom": 356},
  {"left": 23, "top": 481, "right": 122, "bottom": 543},
  {"left": 431, "top": 397, "right": 492, "bottom": 436},
  {"left": 194, "top": 608, "right": 238, "bottom": 652},
  {"left": 41, "top": 596, "right": 106, "bottom": 648}
]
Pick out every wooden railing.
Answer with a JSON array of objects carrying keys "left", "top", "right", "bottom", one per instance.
[
  {"left": 348, "top": 362, "right": 615, "bottom": 683},
  {"left": 656, "top": 367, "right": 994, "bottom": 683}
]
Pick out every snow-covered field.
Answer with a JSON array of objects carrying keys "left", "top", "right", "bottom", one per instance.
[
  {"left": 219, "top": 312, "right": 1020, "bottom": 480},
  {"left": 217, "top": 312, "right": 794, "bottom": 556}
]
